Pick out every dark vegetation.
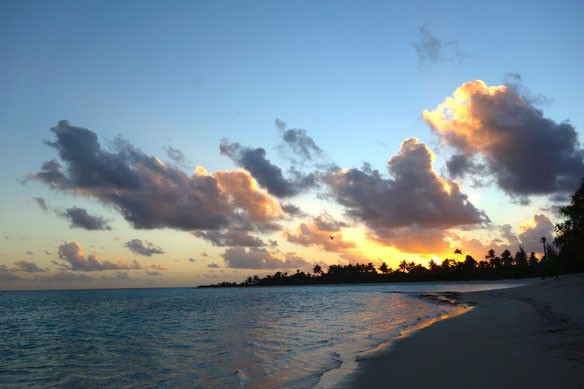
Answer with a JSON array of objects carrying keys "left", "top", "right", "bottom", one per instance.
[{"left": 201, "top": 179, "right": 584, "bottom": 288}]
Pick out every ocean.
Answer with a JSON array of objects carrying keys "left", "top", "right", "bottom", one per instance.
[{"left": 0, "top": 282, "right": 526, "bottom": 388}]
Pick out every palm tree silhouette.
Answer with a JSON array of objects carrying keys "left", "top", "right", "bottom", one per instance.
[{"left": 454, "top": 248, "right": 463, "bottom": 261}]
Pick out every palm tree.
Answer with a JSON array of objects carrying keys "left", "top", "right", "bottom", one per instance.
[
  {"left": 378, "top": 262, "right": 390, "bottom": 274},
  {"left": 313, "top": 264, "right": 323, "bottom": 276},
  {"left": 541, "top": 237, "right": 547, "bottom": 260},
  {"left": 454, "top": 248, "right": 463, "bottom": 262}
]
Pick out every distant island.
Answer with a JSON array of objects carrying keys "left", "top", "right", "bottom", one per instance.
[{"left": 202, "top": 178, "right": 584, "bottom": 288}]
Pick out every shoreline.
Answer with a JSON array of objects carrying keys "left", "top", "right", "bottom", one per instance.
[{"left": 341, "top": 273, "right": 584, "bottom": 388}]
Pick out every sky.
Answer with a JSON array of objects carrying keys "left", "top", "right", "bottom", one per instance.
[{"left": 1, "top": 0, "right": 584, "bottom": 290}]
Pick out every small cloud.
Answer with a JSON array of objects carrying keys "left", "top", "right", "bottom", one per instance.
[
  {"left": 26, "top": 251, "right": 34, "bottom": 256},
  {"left": 59, "top": 207, "right": 112, "bottom": 230},
  {"left": 413, "top": 23, "right": 464, "bottom": 66},
  {"left": 58, "top": 241, "right": 141, "bottom": 272},
  {"left": 35, "top": 271, "right": 93, "bottom": 283},
  {"left": 145, "top": 270, "right": 162, "bottom": 276},
  {"left": 208, "top": 262, "right": 220, "bottom": 268},
  {"left": 125, "top": 239, "right": 164, "bottom": 257},
  {"left": 14, "top": 260, "right": 47, "bottom": 273},
  {"left": 33, "top": 197, "right": 49, "bottom": 212},
  {"left": 101, "top": 271, "right": 130, "bottom": 280},
  {"left": 0, "top": 266, "right": 22, "bottom": 282},
  {"left": 165, "top": 146, "right": 191, "bottom": 168}
]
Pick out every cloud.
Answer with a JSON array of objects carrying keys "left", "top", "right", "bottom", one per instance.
[
  {"left": 423, "top": 80, "right": 584, "bottom": 197},
  {"left": 212, "top": 169, "right": 284, "bottom": 223},
  {"left": 208, "top": 262, "right": 220, "bottom": 268},
  {"left": 367, "top": 225, "right": 451, "bottom": 255},
  {"left": 59, "top": 206, "right": 112, "bottom": 230},
  {"left": 33, "top": 197, "right": 48, "bottom": 212},
  {"left": 165, "top": 146, "right": 191, "bottom": 167},
  {"left": 284, "top": 214, "right": 356, "bottom": 253},
  {"left": 324, "top": 138, "right": 488, "bottom": 241},
  {"left": 35, "top": 271, "right": 93, "bottom": 283},
  {"left": 280, "top": 128, "right": 323, "bottom": 162},
  {"left": 220, "top": 139, "right": 316, "bottom": 197},
  {"left": 101, "top": 271, "right": 130, "bottom": 280},
  {"left": 145, "top": 270, "right": 162, "bottom": 276},
  {"left": 518, "top": 214, "right": 555, "bottom": 254},
  {"left": 193, "top": 229, "right": 265, "bottom": 247},
  {"left": 0, "top": 266, "right": 22, "bottom": 282},
  {"left": 412, "top": 23, "right": 463, "bottom": 66},
  {"left": 221, "top": 247, "right": 310, "bottom": 269},
  {"left": 281, "top": 203, "right": 305, "bottom": 217},
  {"left": 58, "top": 241, "right": 142, "bottom": 271},
  {"left": 274, "top": 118, "right": 287, "bottom": 131},
  {"left": 14, "top": 260, "right": 47, "bottom": 273},
  {"left": 125, "top": 239, "right": 164, "bottom": 256},
  {"left": 29, "top": 121, "right": 285, "bottom": 231}
]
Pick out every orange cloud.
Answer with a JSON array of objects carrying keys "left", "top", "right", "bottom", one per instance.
[
  {"left": 284, "top": 220, "right": 356, "bottom": 253},
  {"left": 58, "top": 241, "right": 142, "bottom": 272},
  {"left": 210, "top": 169, "right": 284, "bottom": 222},
  {"left": 423, "top": 80, "right": 507, "bottom": 151},
  {"left": 423, "top": 80, "right": 584, "bottom": 197}
]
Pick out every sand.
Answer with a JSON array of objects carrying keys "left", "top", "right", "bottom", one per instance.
[{"left": 344, "top": 273, "right": 584, "bottom": 388}]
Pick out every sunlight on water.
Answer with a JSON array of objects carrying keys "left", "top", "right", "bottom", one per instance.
[{"left": 0, "top": 281, "right": 528, "bottom": 388}]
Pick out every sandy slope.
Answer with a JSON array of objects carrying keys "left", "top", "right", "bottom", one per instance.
[{"left": 344, "top": 273, "right": 584, "bottom": 388}]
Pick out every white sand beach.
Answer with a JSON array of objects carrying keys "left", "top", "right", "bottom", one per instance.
[{"left": 345, "top": 273, "right": 584, "bottom": 388}]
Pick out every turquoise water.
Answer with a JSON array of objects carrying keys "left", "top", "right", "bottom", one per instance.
[{"left": 0, "top": 282, "right": 526, "bottom": 388}]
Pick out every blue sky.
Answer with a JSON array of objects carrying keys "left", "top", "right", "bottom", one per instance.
[{"left": 1, "top": 0, "right": 583, "bottom": 289}]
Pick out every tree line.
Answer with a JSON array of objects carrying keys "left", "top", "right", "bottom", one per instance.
[{"left": 201, "top": 178, "right": 584, "bottom": 288}]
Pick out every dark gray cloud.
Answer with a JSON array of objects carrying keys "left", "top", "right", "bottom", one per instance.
[
  {"left": 324, "top": 138, "right": 487, "bottom": 235},
  {"left": 221, "top": 247, "right": 310, "bottom": 269},
  {"left": 14, "top": 260, "right": 47, "bottom": 273},
  {"left": 125, "top": 239, "right": 164, "bottom": 256},
  {"left": 281, "top": 203, "right": 305, "bottom": 216},
  {"left": 193, "top": 229, "right": 265, "bottom": 247},
  {"left": 446, "top": 153, "right": 486, "bottom": 179},
  {"left": 220, "top": 139, "right": 316, "bottom": 197},
  {"left": 275, "top": 119, "right": 336, "bottom": 172},
  {"left": 33, "top": 197, "right": 48, "bottom": 212},
  {"left": 424, "top": 80, "right": 584, "bottom": 197},
  {"left": 280, "top": 128, "right": 323, "bottom": 161},
  {"left": 413, "top": 23, "right": 463, "bottom": 66},
  {"left": 165, "top": 146, "right": 191, "bottom": 167},
  {"left": 207, "top": 262, "right": 220, "bottom": 268},
  {"left": 28, "top": 121, "right": 268, "bottom": 230},
  {"left": 59, "top": 207, "right": 112, "bottom": 230},
  {"left": 58, "top": 241, "right": 142, "bottom": 271}
]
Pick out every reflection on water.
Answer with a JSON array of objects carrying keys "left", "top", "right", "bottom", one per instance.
[{"left": 0, "top": 281, "right": 528, "bottom": 388}]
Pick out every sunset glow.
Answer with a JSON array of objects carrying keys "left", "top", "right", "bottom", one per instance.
[{"left": 1, "top": 1, "right": 582, "bottom": 289}]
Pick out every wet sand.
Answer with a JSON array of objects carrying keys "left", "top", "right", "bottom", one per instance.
[{"left": 344, "top": 273, "right": 584, "bottom": 388}]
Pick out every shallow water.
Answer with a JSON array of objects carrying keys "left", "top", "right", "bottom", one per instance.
[{"left": 0, "top": 281, "right": 527, "bottom": 388}]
